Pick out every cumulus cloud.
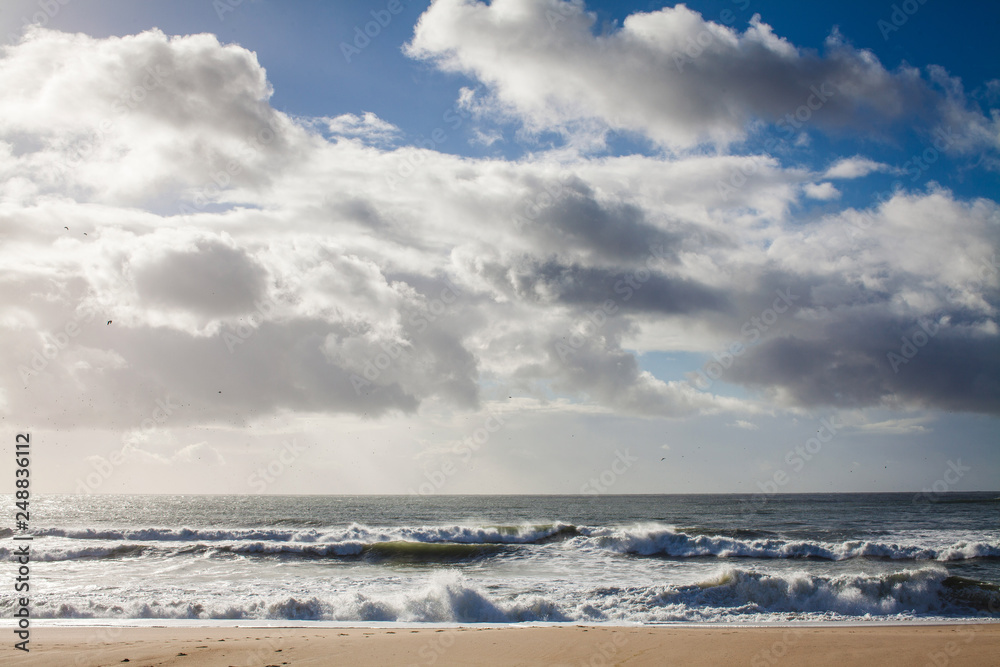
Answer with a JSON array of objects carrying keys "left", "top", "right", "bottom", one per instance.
[
  {"left": 803, "top": 182, "right": 840, "bottom": 200},
  {"left": 0, "top": 26, "right": 304, "bottom": 205},
  {"left": 1, "top": 20, "right": 997, "bottom": 439},
  {"left": 322, "top": 112, "right": 401, "bottom": 145},
  {"left": 405, "top": 0, "right": 996, "bottom": 151},
  {"left": 823, "top": 156, "right": 893, "bottom": 179},
  {"left": 131, "top": 238, "right": 267, "bottom": 317}
]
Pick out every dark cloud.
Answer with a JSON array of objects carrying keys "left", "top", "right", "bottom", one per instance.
[
  {"left": 726, "top": 313, "right": 1000, "bottom": 415},
  {"left": 133, "top": 240, "right": 267, "bottom": 316},
  {"left": 528, "top": 188, "right": 678, "bottom": 261},
  {"left": 492, "top": 259, "right": 730, "bottom": 315},
  {"left": 1, "top": 22, "right": 996, "bottom": 434},
  {"left": 9, "top": 318, "right": 421, "bottom": 429}
]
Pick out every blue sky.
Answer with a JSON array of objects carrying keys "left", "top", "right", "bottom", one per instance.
[{"left": 1, "top": 0, "right": 997, "bottom": 494}]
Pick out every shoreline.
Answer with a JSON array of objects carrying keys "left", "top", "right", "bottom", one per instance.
[
  {"left": 7, "top": 617, "right": 1000, "bottom": 628},
  {"left": 7, "top": 624, "right": 1000, "bottom": 666}
]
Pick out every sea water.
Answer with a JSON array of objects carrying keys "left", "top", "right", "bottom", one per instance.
[{"left": 5, "top": 493, "right": 999, "bottom": 624}]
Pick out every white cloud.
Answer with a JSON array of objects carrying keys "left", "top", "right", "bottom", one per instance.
[
  {"left": 854, "top": 417, "right": 931, "bottom": 435},
  {"left": 823, "top": 157, "right": 892, "bottom": 179},
  {"left": 405, "top": 0, "right": 994, "bottom": 151},
  {"left": 803, "top": 182, "right": 840, "bottom": 200},
  {"left": 174, "top": 441, "right": 226, "bottom": 465},
  {"left": 323, "top": 112, "right": 401, "bottom": 144},
  {"left": 0, "top": 26, "right": 305, "bottom": 205},
  {"left": 0, "top": 24, "right": 997, "bottom": 440}
]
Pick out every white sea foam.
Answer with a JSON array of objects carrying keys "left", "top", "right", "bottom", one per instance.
[
  {"left": 15, "top": 568, "right": 996, "bottom": 623},
  {"left": 575, "top": 524, "right": 1000, "bottom": 561},
  {"left": 10, "top": 522, "right": 1000, "bottom": 563},
  {"left": 18, "top": 494, "right": 999, "bottom": 625},
  {"left": 32, "top": 522, "right": 578, "bottom": 545}
]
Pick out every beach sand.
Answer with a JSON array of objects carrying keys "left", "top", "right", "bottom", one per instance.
[{"left": 7, "top": 624, "right": 999, "bottom": 666}]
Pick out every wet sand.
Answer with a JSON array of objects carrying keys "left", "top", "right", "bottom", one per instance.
[{"left": 7, "top": 624, "right": 999, "bottom": 666}]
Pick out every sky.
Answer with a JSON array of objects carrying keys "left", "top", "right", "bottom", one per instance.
[{"left": 1, "top": 0, "right": 998, "bottom": 495}]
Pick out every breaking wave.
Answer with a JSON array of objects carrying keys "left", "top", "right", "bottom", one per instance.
[
  {"left": 33, "top": 522, "right": 579, "bottom": 545},
  {"left": 575, "top": 524, "right": 1000, "bottom": 562},
  {"left": 16, "top": 568, "right": 999, "bottom": 622},
  {"left": 11, "top": 522, "right": 999, "bottom": 563}
]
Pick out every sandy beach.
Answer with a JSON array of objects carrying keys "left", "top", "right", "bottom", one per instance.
[{"left": 7, "top": 624, "right": 999, "bottom": 666}]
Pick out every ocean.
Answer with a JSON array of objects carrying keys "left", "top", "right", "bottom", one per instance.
[{"left": 6, "top": 493, "right": 1000, "bottom": 624}]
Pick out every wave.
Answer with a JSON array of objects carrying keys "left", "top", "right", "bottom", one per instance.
[
  {"left": 576, "top": 524, "right": 1000, "bottom": 562},
  {"left": 33, "top": 522, "right": 579, "bottom": 545},
  {"left": 675, "top": 527, "right": 780, "bottom": 540},
  {"left": 0, "top": 544, "right": 149, "bottom": 562},
  {"left": 636, "top": 568, "right": 1000, "bottom": 620},
  {"left": 16, "top": 568, "right": 999, "bottom": 622},
  {"left": 216, "top": 540, "right": 507, "bottom": 563},
  {"left": 933, "top": 497, "right": 1000, "bottom": 505},
  {"left": 23, "top": 572, "right": 569, "bottom": 623},
  {"left": 362, "top": 541, "right": 505, "bottom": 562},
  {"left": 33, "top": 544, "right": 148, "bottom": 561},
  {"left": 17, "top": 522, "right": 1000, "bottom": 563},
  {"left": 0, "top": 540, "right": 509, "bottom": 564}
]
